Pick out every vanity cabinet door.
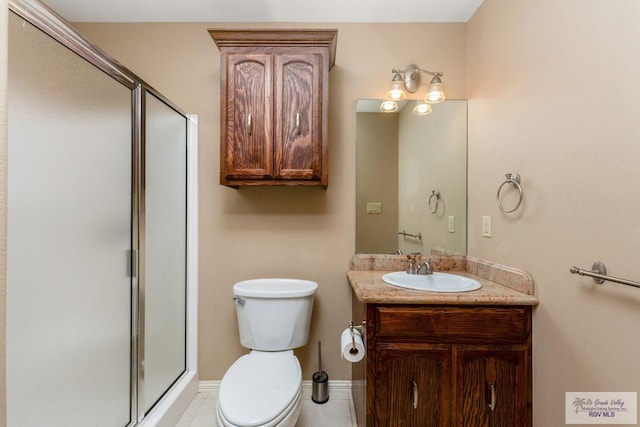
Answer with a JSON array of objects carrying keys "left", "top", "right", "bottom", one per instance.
[
  {"left": 452, "top": 346, "right": 529, "bottom": 427},
  {"left": 375, "top": 344, "right": 451, "bottom": 427}
]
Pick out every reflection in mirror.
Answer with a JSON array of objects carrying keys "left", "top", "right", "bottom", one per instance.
[{"left": 356, "top": 100, "right": 467, "bottom": 255}]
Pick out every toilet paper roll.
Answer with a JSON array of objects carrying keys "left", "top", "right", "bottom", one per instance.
[{"left": 340, "top": 328, "right": 366, "bottom": 362}]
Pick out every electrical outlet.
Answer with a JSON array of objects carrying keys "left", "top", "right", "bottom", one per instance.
[
  {"left": 482, "top": 216, "right": 492, "bottom": 237},
  {"left": 366, "top": 202, "right": 382, "bottom": 214},
  {"left": 448, "top": 216, "right": 455, "bottom": 233}
]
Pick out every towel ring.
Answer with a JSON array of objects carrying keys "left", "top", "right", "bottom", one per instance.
[
  {"left": 496, "top": 173, "right": 523, "bottom": 213},
  {"left": 428, "top": 190, "right": 440, "bottom": 214}
]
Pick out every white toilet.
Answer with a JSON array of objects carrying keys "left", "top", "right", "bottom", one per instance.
[{"left": 216, "top": 278, "right": 318, "bottom": 427}]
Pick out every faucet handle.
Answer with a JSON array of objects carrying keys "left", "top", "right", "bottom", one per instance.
[{"left": 406, "top": 259, "right": 414, "bottom": 274}]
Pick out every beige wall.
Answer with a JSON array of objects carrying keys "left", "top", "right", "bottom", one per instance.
[
  {"left": 467, "top": 0, "right": 640, "bottom": 425},
  {"left": 75, "top": 22, "right": 467, "bottom": 380}
]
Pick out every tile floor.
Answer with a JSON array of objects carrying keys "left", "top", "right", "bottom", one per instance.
[{"left": 176, "top": 386, "right": 358, "bottom": 427}]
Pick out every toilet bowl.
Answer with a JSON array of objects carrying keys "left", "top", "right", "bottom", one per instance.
[
  {"left": 216, "top": 351, "right": 302, "bottom": 427},
  {"left": 217, "top": 278, "right": 318, "bottom": 427}
]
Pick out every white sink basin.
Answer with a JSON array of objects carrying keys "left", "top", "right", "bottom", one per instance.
[{"left": 382, "top": 271, "right": 482, "bottom": 293}]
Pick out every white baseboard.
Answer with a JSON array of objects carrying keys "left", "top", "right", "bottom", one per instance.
[
  {"left": 199, "top": 379, "right": 353, "bottom": 400},
  {"left": 197, "top": 380, "right": 220, "bottom": 393}
]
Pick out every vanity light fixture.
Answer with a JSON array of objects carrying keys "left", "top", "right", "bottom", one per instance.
[{"left": 382, "top": 64, "right": 446, "bottom": 114}]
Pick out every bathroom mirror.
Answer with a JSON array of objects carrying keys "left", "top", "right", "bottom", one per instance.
[{"left": 356, "top": 99, "right": 467, "bottom": 255}]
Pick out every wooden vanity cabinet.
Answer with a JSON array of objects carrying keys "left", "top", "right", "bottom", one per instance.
[
  {"left": 209, "top": 29, "right": 337, "bottom": 188},
  {"left": 359, "top": 304, "right": 532, "bottom": 427}
]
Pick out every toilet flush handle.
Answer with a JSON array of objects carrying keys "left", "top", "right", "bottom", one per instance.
[{"left": 232, "top": 296, "right": 245, "bottom": 307}]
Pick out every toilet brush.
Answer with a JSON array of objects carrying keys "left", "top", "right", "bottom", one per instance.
[{"left": 311, "top": 340, "right": 329, "bottom": 404}]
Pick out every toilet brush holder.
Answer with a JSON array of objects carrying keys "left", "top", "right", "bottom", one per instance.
[
  {"left": 312, "top": 340, "right": 329, "bottom": 404},
  {"left": 312, "top": 370, "right": 329, "bottom": 404}
]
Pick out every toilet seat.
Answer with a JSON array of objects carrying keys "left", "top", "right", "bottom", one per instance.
[
  {"left": 216, "top": 385, "right": 301, "bottom": 427},
  {"left": 217, "top": 350, "right": 302, "bottom": 427}
]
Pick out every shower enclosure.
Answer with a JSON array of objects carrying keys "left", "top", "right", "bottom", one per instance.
[{"left": 6, "top": 0, "right": 198, "bottom": 426}]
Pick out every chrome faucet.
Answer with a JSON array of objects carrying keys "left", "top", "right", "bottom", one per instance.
[
  {"left": 407, "top": 259, "right": 433, "bottom": 275},
  {"left": 416, "top": 261, "right": 433, "bottom": 275}
]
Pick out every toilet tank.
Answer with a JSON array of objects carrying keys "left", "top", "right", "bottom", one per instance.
[{"left": 232, "top": 278, "right": 318, "bottom": 351}]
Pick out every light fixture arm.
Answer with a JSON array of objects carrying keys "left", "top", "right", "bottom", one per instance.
[
  {"left": 392, "top": 67, "right": 442, "bottom": 77},
  {"left": 419, "top": 69, "right": 442, "bottom": 77},
  {"left": 392, "top": 65, "right": 443, "bottom": 94}
]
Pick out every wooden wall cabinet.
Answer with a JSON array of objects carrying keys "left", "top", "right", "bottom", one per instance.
[
  {"left": 209, "top": 29, "right": 337, "bottom": 188},
  {"left": 353, "top": 303, "right": 532, "bottom": 427}
]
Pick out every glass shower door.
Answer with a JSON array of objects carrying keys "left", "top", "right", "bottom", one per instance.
[
  {"left": 7, "top": 12, "right": 133, "bottom": 427},
  {"left": 141, "top": 91, "right": 188, "bottom": 415}
]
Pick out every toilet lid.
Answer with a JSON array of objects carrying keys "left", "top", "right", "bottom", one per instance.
[{"left": 219, "top": 351, "right": 301, "bottom": 427}]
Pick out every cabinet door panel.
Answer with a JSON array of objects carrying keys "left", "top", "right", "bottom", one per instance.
[
  {"left": 274, "top": 53, "right": 322, "bottom": 180},
  {"left": 453, "top": 347, "right": 527, "bottom": 427},
  {"left": 224, "top": 53, "right": 273, "bottom": 179},
  {"left": 376, "top": 344, "right": 451, "bottom": 427}
]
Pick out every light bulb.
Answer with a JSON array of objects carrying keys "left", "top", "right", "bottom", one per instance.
[
  {"left": 412, "top": 102, "right": 432, "bottom": 116},
  {"left": 380, "top": 100, "right": 399, "bottom": 113}
]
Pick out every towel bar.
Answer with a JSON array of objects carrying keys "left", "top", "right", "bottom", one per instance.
[{"left": 570, "top": 262, "right": 640, "bottom": 289}]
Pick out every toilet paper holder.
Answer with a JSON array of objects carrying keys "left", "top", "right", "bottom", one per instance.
[{"left": 348, "top": 320, "right": 366, "bottom": 352}]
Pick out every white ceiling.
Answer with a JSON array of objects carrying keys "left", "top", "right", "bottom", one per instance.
[{"left": 42, "top": 0, "right": 484, "bottom": 23}]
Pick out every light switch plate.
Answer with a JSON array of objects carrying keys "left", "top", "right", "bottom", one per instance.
[
  {"left": 482, "top": 216, "right": 492, "bottom": 237},
  {"left": 448, "top": 216, "right": 455, "bottom": 233},
  {"left": 367, "top": 202, "right": 382, "bottom": 214}
]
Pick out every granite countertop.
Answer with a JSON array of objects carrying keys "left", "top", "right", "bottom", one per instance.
[{"left": 348, "top": 254, "right": 539, "bottom": 306}]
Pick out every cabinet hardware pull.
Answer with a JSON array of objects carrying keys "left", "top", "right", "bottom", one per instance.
[
  {"left": 412, "top": 380, "right": 418, "bottom": 409},
  {"left": 295, "top": 112, "right": 300, "bottom": 135},
  {"left": 247, "top": 113, "right": 252, "bottom": 136},
  {"left": 488, "top": 383, "right": 496, "bottom": 411}
]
